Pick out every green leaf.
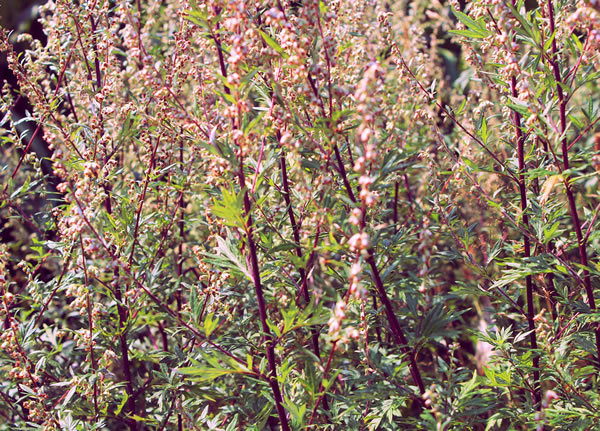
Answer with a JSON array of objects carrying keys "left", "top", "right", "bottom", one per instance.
[
  {"left": 212, "top": 187, "right": 245, "bottom": 228},
  {"left": 114, "top": 389, "right": 129, "bottom": 416},
  {"left": 544, "top": 30, "right": 557, "bottom": 52},
  {"left": 62, "top": 386, "right": 78, "bottom": 408},
  {"left": 243, "top": 111, "right": 265, "bottom": 134},
  {"left": 455, "top": 98, "right": 467, "bottom": 115},
  {"left": 10, "top": 175, "right": 31, "bottom": 199},
  {"left": 506, "top": 2, "right": 534, "bottom": 39},
  {"left": 178, "top": 351, "right": 253, "bottom": 382},
  {"left": 319, "top": 1, "right": 327, "bottom": 16},
  {"left": 266, "top": 318, "right": 282, "bottom": 338},
  {"left": 462, "top": 157, "right": 479, "bottom": 172},
  {"left": 543, "top": 221, "right": 561, "bottom": 244},
  {"left": 225, "top": 415, "right": 239, "bottom": 431},
  {"left": 451, "top": 8, "right": 489, "bottom": 38},
  {"left": 479, "top": 115, "right": 489, "bottom": 145},
  {"left": 185, "top": 6, "right": 209, "bottom": 29},
  {"left": 190, "top": 283, "right": 200, "bottom": 323},
  {"left": 449, "top": 29, "right": 487, "bottom": 39},
  {"left": 178, "top": 366, "right": 235, "bottom": 381},
  {"left": 506, "top": 99, "right": 530, "bottom": 117},
  {"left": 204, "top": 312, "right": 219, "bottom": 337},
  {"left": 486, "top": 239, "right": 503, "bottom": 265},
  {"left": 215, "top": 235, "right": 253, "bottom": 281},
  {"left": 258, "top": 30, "right": 289, "bottom": 59}
]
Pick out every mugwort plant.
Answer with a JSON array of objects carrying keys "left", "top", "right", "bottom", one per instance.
[{"left": 1, "top": 0, "right": 599, "bottom": 429}]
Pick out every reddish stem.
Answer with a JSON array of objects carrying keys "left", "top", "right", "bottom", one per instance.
[{"left": 545, "top": 0, "right": 600, "bottom": 361}]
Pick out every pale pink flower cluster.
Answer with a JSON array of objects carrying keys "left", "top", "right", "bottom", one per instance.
[
  {"left": 327, "top": 299, "right": 360, "bottom": 344},
  {"left": 349, "top": 261, "right": 367, "bottom": 299},
  {"left": 348, "top": 232, "right": 370, "bottom": 252},
  {"left": 352, "top": 62, "right": 385, "bottom": 208},
  {"left": 348, "top": 207, "right": 362, "bottom": 226},
  {"left": 328, "top": 300, "right": 346, "bottom": 334},
  {"left": 0, "top": 269, "right": 48, "bottom": 423},
  {"left": 567, "top": 1, "right": 600, "bottom": 68}
]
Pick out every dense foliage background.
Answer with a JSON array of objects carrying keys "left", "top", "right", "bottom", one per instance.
[{"left": 1, "top": 0, "right": 600, "bottom": 429}]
